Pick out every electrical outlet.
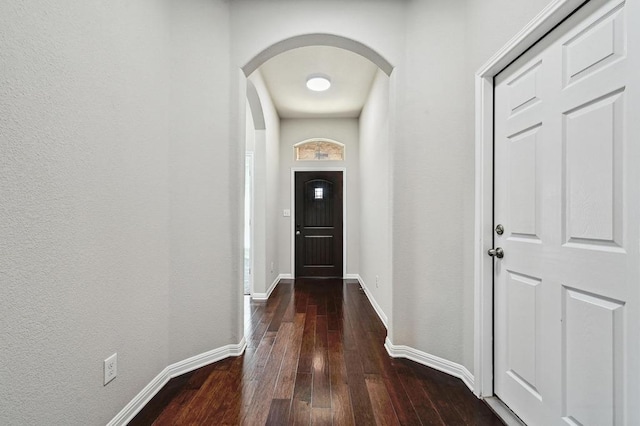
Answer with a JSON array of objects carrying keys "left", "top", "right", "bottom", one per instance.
[
  {"left": 376, "top": 275, "right": 379, "bottom": 288},
  {"left": 270, "top": 261, "right": 274, "bottom": 273},
  {"left": 104, "top": 353, "right": 117, "bottom": 385}
]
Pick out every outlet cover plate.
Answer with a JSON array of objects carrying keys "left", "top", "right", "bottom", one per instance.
[{"left": 104, "top": 353, "right": 117, "bottom": 385}]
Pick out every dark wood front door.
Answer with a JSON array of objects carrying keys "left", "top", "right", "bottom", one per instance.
[{"left": 295, "top": 171, "right": 343, "bottom": 278}]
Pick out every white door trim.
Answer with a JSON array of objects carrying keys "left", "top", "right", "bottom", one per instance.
[
  {"left": 245, "top": 152, "right": 255, "bottom": 295},
  {"left": 291, "top": 167, "right": 347, "bottom": 279},
  {"left": 473, "top": 0, "right": 588, "bottom": 398}
]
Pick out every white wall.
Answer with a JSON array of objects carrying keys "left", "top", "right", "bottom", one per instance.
[
  {"left": 392, "top": 0, "right": 469, "bottom": 366},
  {"left": 230, "top": 1, "right": 405, "bottom": 77},
  {"left": 0, "top": 0, "right": 238, "bottom": 423},
  {"left": 248, "top": 70, "right": 281, "bottom": 294},
  {"left": 0, "top": 1, "right": 171, "bottom": 424},
  {"left": 167, "top": 0, "right": 237, "bottom": 365},
  {"left": 359, "top": 69, "right": 392, "bottom": 325},
  {"left": 279, "top": 119, "right": 360, "bottom": 276}
]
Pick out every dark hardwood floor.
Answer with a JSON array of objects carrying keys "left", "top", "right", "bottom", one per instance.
[{"left": 130, "top": 279, "right": 503, "bottom": 425}]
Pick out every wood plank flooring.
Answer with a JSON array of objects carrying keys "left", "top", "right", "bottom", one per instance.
[{"left": 130, "top": 279, "right": 503, "bottom": 425}]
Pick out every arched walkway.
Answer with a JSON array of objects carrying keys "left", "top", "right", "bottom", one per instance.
[{"left": 242, "top": 33, "right": 394, "bottom": 77}]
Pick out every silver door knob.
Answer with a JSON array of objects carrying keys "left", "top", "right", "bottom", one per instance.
[
  {"left": 296, "top": 231, "right": 301, "bottom": 235},
  {"left": 488, "top": 247, "right": 504, "bottom": 258}
]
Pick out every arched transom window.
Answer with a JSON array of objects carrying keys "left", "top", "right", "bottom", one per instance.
[{"left": 294, "top": 139, "right": 345, "bottom": 161}]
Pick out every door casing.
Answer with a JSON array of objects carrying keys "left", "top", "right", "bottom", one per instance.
[
  {"left": 291, "top": 167, "right": 347, "bottom": 278},
  {"left": 474, "top": 0, "right": 588, "bottom": 398},
  {"left": 244, "top": 152, "right": 255, "bottom": 295}
]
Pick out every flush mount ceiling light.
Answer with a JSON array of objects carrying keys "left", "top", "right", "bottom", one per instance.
[{"left": 306, "top": 75, "right": 331, "bottom": 92}]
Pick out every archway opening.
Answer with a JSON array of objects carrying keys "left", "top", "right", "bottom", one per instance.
[{"left": 239, "top": 32, "right": 396, "bottom": 339}]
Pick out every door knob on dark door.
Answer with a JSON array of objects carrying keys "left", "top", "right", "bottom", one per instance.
[
  {"left": 296, "top": 231, "right": 301, "bottom": 235},
  {"left": 488, "top": 247, "right": 504, "bottom": 258}
]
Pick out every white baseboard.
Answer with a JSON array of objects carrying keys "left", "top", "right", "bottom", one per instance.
[
  {"left": 353, "top": 274, "right": 388, "bottom": 329},
  {"left": 252, "top": 274, "right": 286, "bottom": 300},
  {"left": 108, "top": 338, "right": 246, "bottom": 426},
  {"left": 354, "top": 277, "right": 475, "bottom": 394},
  {"left": 385, "top": 337, "right": 475, "bottom": 393},
  {"left": 279, "top": 273, "right": 293, "bottom": 280},
  {"left": 344, "top": 273, "right": 359, "bottom": 280}
]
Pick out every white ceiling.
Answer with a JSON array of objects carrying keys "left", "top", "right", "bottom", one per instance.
[{"left": 258, "top": 46, "right": 379, "bottom": 119}]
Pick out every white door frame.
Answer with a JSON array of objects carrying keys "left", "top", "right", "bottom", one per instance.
[
  {"left": 473, "top": 0, "right": 588, "bottom": 398},
  {"left": 291, "top": 167, "right": 347, "bottom": 279},
  {"left": 245, "top": 152, "right": 255, "bottom": 295}
]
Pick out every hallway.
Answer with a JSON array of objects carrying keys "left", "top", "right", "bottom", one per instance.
[{"left": 130, "top": 280, "right": 502, "bottom": 425}]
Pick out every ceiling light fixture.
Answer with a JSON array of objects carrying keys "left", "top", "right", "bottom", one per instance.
[{"left": 306, "top": 75, "right": 331, "bottom": 92}]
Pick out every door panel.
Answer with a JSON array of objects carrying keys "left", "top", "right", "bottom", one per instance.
[
  {"left": 563, "top": 287, "right": 624, "bottom": 426},
  {"left": 562, "top": 3, "right": 625, "bottom": 86},
  {"left": 506, "top": 271, "right": 542, "bottom": 400},
  {"left": 564, "top": 89, "right": 624, "bottom": 248},
  {"left": 507, "top": 124, "right": 541, "bottom": 240},
  {"left": 494, "top": 0, "right": 639, "bottom": 424},
  {"left": 295, "top": 171, "right": 343, "bottom": 278}
]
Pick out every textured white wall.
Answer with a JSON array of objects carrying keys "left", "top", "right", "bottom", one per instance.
[
  {"left": 278, "top": 118, "right": 360, "bottom": 276},
  {"left": 392, "top": 0, "right": 469, "bottom": 366},
  {"left": 248, "top": 70, "right": 281, "bottom": 293},
  {"left": 252, "top": 127, "right": 268, "bottom": 295},
  {"left": 230, "top": 0, "right": 405, "bottom": 76},
  {"left": 0, "top": 1, "right": 172, "bottom": 424},
  {"left": 0, "top": 0, "right": 238, "bottom": 423},
  {"left": 359, "top": 70, "right": 393, "bottom": 325},
  {"left": 167, "top": 0, "right": 236, "bottom": 365}
]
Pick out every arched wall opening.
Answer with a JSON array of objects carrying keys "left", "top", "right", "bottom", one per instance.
[
  {"left": 246, "top": 80, "right": 266, "bottom": 131},
  {"left": 242, "top": 33, "right": 394, "bottom": 78},
  {"left": 235, "top": 32, "right": 397, "bottom": 342},
  {"left": 243, "top": 79, "right": 266, "bottom": 299}
]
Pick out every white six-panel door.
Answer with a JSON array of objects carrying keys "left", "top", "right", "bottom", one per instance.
[{"left": 494, "top": 0, "right": 639, "bottom": 424}]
